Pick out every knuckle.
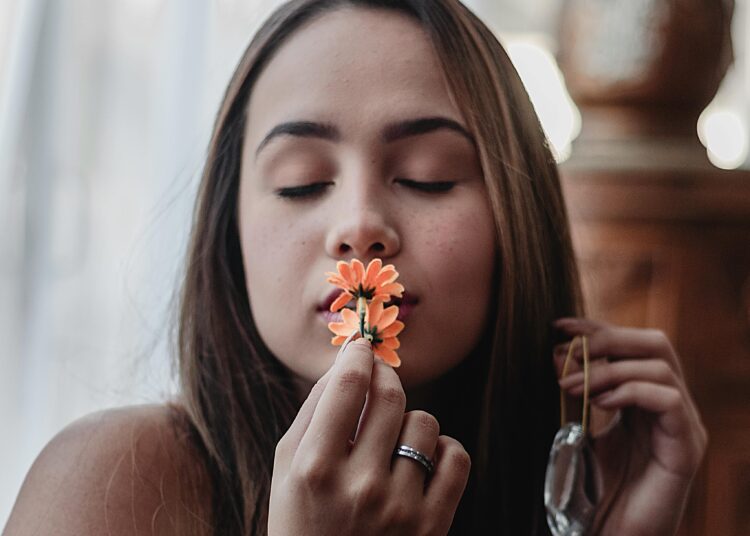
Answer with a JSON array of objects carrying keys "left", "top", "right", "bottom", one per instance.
[
  {"left": 351, "top": 473, "right": 386, "bottom": 508},
  {"left": 383, "top": 502, "right": 419, "bottom": 529},
  {"left": 450, "top": 448, "right": 472, "bottom": 476},
  {"left": 647, "top": 329, "right": 671, "bottom": 351},
  {"left": 407, "top": 410, "right": 440, "bottom": 437},
  {"left": 334, "top": 368, "right": 370, "bottom": 394},
  {"left": 654, "top": 360, "right": 675, "bottom": 382},
  {"left": 617, "top": 382, "right": 634, "bottom": 399},
  {"left": 292, "top": 455, "right": 334, "bottom": 490},
  {"left": 440, "top": 440, "right": 471, "bottom": 476},
  {"left": 664, "top": 388, "right": 682, "bottom": 410},
  {"left": 372, "top": 383, "right": 406, "bottom": 408}
]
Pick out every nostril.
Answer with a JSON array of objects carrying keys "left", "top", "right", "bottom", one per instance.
[{"left": 372, "top": 242, "right": 385, "bottom": 252}]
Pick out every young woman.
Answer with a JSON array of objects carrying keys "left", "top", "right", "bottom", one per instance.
[{"left": 5, "top": 1, "right": 707, "bottom": 534}]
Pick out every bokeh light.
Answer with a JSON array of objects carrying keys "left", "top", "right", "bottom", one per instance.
[
  {"left": 698, "top": 108, "right": 750, "bottom": 170},
  {"left": 504, "top": 36, "right": 582, "bottom": 163}
]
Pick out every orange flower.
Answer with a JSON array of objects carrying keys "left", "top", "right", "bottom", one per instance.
[
  {"left": 328, "top": 300, "right": 405, "bottom": 367},
  {"left": 325, "top": 258, "right": 404, "bottom": 313}
]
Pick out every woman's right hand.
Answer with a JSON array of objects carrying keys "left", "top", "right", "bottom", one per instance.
[{"left": 268, "top": 335, "right": 471, "bottom": 536}]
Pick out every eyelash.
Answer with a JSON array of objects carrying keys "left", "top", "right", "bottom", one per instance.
[
  {"left": 274, "top": 179, "right": 456, "bottom": 199},
  {"left": 396, "top": 178, "right": 455, "bottom": 193},
  {"left": 275, "top": 182, "right": 332, "bottom": 199}
]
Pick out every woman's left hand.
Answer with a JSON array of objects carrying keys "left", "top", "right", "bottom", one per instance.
[{"left": 553, "top": 317, "right": 708, "bottom": 536}]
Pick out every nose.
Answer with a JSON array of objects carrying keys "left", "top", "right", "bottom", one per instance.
[{"left": 324, "top": 186, "right": 400, "bottom": 261}]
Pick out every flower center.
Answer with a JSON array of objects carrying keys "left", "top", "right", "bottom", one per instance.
[
  {"left": 362, "top": 325, "right": 383, "bottom": 345},
  {"left": 354, "top": 283, "right": 375, "bottom": 300}
]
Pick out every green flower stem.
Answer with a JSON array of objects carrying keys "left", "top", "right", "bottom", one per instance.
[{"left": 357, "top": 296, "right": 367, "bottom": 338}]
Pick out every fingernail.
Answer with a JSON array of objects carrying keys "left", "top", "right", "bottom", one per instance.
[
  {"left": 336, "top": 330, "right": 362, "bottom": 360},
  {"left": 353, "top": 337, "right": 371, "bottom": 348}
]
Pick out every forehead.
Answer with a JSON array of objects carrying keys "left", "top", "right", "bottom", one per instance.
[{"left": 245, "top": 7, "right": 463, "bottom": 146}]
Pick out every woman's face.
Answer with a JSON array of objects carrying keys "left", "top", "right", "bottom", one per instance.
[{"left": 238, "top": 7, "right": 496, "bottom": 392}]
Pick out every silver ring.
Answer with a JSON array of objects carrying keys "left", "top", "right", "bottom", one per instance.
[{"left": 394, "top": 444, "right": 434, "bottom": 474}]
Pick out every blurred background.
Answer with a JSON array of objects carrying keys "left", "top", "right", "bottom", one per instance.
[{"left": 1, "top": 0, "right": 748, "bottom": 532}]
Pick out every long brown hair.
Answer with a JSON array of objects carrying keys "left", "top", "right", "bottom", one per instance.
[{"left": 175, "top": 1, "right": 583, "bottom": 534}]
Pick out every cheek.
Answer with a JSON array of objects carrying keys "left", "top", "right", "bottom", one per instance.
[
  {"left": 396, "top": 199, "right": 495, "bottom": 387},
  {"left": 239, "top": 211, "right": 324, "bottom": 383},
  {"left": 421, "top": 203, "right": 496, "bottom": 296},
  {"left": 239, "top": 208, "right": 314, "bottom": 329}
]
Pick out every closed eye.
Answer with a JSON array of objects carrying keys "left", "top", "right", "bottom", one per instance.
[
  {"left": 396, "top": 178, "right": 456, "bottom": 193},
  {"left": 275, "top": 182, "right": 333, "bottom": 199}
]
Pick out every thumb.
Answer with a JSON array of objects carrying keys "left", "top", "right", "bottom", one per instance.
[{"left": 277, "top": 330, "right": 361, "bottom": 456}]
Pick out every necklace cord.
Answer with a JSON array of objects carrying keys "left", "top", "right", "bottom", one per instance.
[{"left": 559, "top": 335, "right": 591, "bottom": 434}]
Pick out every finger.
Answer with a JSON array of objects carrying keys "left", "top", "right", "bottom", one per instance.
[
  {"left": 298, "top": 336, "right": 374, "bottom": 456},
  {"left": 277, "top": 330, "right": 361, "bottom": 459},
  {"left": 553, "top": 341, "right": 585, "bottom": 378},
  {"left": 591, "top": 382, "right": 707, "bottom": 478},
  {"left": 391, "top": 411, "right": 440, "bottom": 495},
  {"left": 351, "top": 360, "right": 406, "bottom": 469},
  {"left": 423, "top": 435, "right": 470, "bottom": 529},
  {"left": 553, "top": 317, "right": 608, "bottom": 336},
  {"left": 591, "top": 381, "right": 690, "bottom": 436},
  {"left": 554, "top": 319, "right": 683, "bottom": 377},
  {"left": 559, "top": 357, "right": 704, "bottom": 441},
  {"left": 559, "top": 359, "right": 679, "bottom": 396}
]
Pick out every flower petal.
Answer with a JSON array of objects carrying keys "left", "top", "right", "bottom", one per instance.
[
  {"left": 374, "top": 267, "right": 398, "bottom": 286},
  {"left": 352, "top": 259, "right": 365, "bottom": 283},
  {"left": 328, "top": 321, "right": 352, "bottom": 336},
  {"left": 369, "top": 295, "right": 388, "bottom": 308},
  {"left": 326, "top": 274, "right": 348, "bottom": 288},
  {"left": 375, "top": 346, "right": 401, "bottom": 367},
  {"left": 340, "top": 308, "right": 360, "bottom": 327},
  {"left": 367, "top": 300, "right": 384, "bottom": 326},
  {"left": 378, "top": 282, "right": 404, "bottom": 298},
  {"left": 382, "top": 336, "right": 400, "bottom": 349},
  {"left": 331, "top": 335, "right": 347, "bottom": 345},
  {"left": 380, "top": 320, "right": 404, "bottom": 338},
  {"left": 378, "top": 305, "right": 399, "bottom": 328},
  {"left": 364, "top": 258, "right": 383, "bottom": 286},
  {"left": 337, "top": 261, "right": 355, "bottom": 286},
  {"left": 330, "top": 291, "right": 353, "bottom": 312}
]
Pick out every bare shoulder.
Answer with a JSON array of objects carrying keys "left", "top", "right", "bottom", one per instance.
[{"left": 3, "top": 403, "right": 214, "bottom": 536}]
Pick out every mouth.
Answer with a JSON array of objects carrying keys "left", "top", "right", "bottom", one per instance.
[{"left": 317, "top": 289, "right": 419, "bottom": 323}]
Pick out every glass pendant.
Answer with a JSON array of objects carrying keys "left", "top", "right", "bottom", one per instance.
[{"left": 545, "top": 335, "right": 600, "bottom": 535}]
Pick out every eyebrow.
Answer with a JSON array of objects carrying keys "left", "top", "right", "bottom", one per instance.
[{"left": 254, "top": 116, "right": 474, "bottom": 158}]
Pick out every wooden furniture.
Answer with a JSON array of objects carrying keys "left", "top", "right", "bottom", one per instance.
[
  {"left": 560, "top": 146, "right": 750, "bottom": 535},
  {"left": 555, "top": 1, "right": 747, "bottom": 530}
]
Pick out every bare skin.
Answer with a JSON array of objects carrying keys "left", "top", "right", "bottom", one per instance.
[
  {"left": 269, "top": 335, "right": 471, "bottom": 536},
  {"left": 3, "top": 404, "right": 212, "bottom": 536}
]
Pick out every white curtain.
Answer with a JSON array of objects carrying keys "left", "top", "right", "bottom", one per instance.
[{"left": 0, "top": 0, "right": 286, "bottom": 523}]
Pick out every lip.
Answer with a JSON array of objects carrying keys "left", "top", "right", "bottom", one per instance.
[{"left": 317, "top": 289, "right": 419, "bottom": 322}]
